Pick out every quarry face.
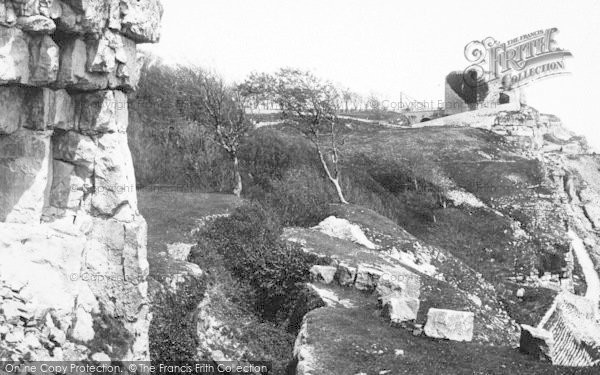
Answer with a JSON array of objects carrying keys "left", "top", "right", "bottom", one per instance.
[{"left": 0, "top": 0, "right": 162, "bottom": 361}]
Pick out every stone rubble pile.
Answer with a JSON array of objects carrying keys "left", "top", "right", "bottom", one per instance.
[{"left": 0, "top": 0, "right": 162, "bottom": 361}]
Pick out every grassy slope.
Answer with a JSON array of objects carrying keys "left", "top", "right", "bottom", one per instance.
[
  {"left": 289, "top": 206, "right": 586, "bottom": 374},
  {"left": 138, "top": 189, "right": 242, "bottom": 255},
  {"left": 340, "top": 126, "right": 569, "bottom": 285},
  {"left": 138, "top": 190, "right": 299, "bottom": 372},
  {"left": 302, "top": 304, "right": 595, "bottom": 375}
]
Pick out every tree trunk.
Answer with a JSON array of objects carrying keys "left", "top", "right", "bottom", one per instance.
[
  {"left": 315, "top": 142, "right": 348, "bottom": 204},
  {"left": 331, "top": 177, "right": 349, "bottom": 204},
  {"left": 232, "top": 156, "right": 242, "bottom": 197}
]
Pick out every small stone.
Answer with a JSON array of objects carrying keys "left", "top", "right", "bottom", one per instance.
[
  {"left": 516, "top": 288, "right": 525, "bottom": 298},
  {"left": 5, "top": 327, "right": 25, "bottom": 343},
  {"left": 69, "top": 307, "right": 94, "bottom": 342},
  {"left": 23, "top": 332, "right": 41, "bottom": 349},
  {"left": 91, "top": 352, "right": 111, "bottom": 362},
  {"left": 394, "top": 349, "right": 404, "bottom": 357},
  {"left": 52, "top": 347, "right": 64, "bottom": 361},
  {"left": 2, "top": 300, "right": 24, "bottom": 322},
  {"left": 49, "top": 326, "right": 66, "bottom": 346}
]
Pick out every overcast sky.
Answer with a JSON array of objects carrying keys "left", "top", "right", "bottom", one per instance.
[{"left": 148, "top": 0, "right": 600, "bottom": 150}]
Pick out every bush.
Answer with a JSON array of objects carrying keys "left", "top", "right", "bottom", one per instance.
[
  {"left": 191, "top": 202, "right": 319, "bottom": 320},
  {"left": 149, "top": 277, "right": 206, "bottom": 361},
  {"left": 128, "top": 56, "right": 233, "bottom": 190}
]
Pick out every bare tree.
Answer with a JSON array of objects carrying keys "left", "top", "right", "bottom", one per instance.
[
  {"left": 340, "top": 87, "right": 353, "bottom": 113},
  {"left": 177, "top": 67, "right": 252, "bottom": 197},
  {"left": 242, "top": 68, "right": 349, "bottom": 204},
  {"left": 350, "top": 92, "right": 363, "bottom": 111}
]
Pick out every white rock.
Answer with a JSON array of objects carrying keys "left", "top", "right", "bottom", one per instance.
[
  {"left": 354, "top": 265, "right": 383, "bottom": 291},
  {"left": 310, "top": 265, "right": 337, "bottom": 284},
  {"left": 91, "top": 352, "right": 111, "bottom": 362},
  {"left": 49, "top": 326, "right": 67, "bottom": 346},
  {"left": 315, "top": 216, "right": 379, "bottom": 249},
  {"left": 70, "top": 306, "right": 94, "bottom": 342},
  {"left": 5, "top": 327, "right": 25, "bottom": 343},
  {"left": 424, "top": 308, "right": 474, "bottom": 342},
  {"left": 382, "top": 296, "right": 419, "bottom": 323}
]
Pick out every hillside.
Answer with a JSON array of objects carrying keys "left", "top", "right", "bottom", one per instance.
[{"left": 132, "top": 101, "right": 600, "bottom": 374}]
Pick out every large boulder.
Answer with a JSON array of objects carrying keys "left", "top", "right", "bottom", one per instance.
[
  {"left": 381, "top": 296, "right": 419, "bottom": 323},
  {"left": 424, "top": 308, "right": 474, "bottom": 342}
]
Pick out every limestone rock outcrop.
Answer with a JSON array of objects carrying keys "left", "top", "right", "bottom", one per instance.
[
  {"left": 0, "top": 0, "right": 162, "bottom": 362},
  {"left": 424, "top": 308, "right": 475, "bottom": 342}
]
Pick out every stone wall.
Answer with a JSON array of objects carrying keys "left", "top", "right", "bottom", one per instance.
[
  {"left": 521, "top": 292, "right": 600, "bottom": 367},
  {"left": 0, "top": 0, "right": 162, "bottom": 361}
]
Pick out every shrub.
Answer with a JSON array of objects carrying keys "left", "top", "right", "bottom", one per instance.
[
  {"left": 149, "top": 277, "right": 206, "bottom": 361},
  {"left": 191, "top": 203, "right": 319, "bottom": 320}
]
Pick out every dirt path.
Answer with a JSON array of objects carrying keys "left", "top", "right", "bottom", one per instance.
[
  {"left": 568, "top": 229, "right": 600, "bottom": 306},
  {"left": 138, "top": 189, "right": 242, "bottom": 256}
]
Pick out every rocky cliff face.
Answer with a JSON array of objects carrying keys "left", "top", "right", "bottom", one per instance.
[{"left": 0, "top": 0, "right": 162, "bottom": 362}]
